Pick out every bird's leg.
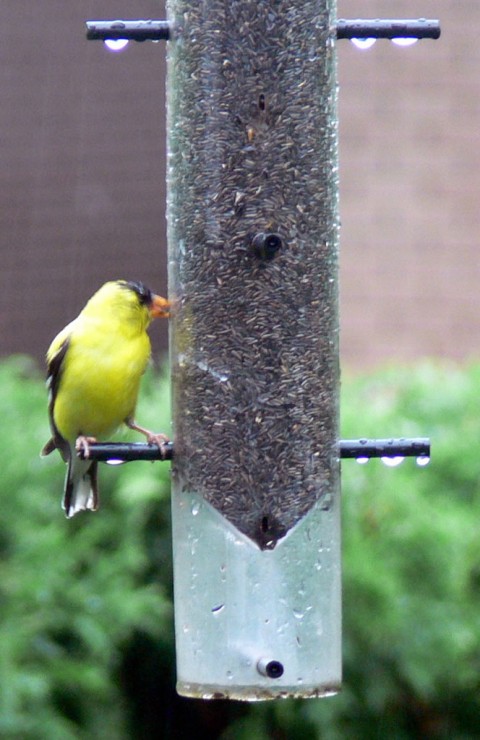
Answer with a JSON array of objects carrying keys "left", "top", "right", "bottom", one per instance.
[
  {"left": 125, "top": 418, "right": 170, "bottom": 458},
  {"left": 75, "top": 435, "right": 98, "bottom": 460}
]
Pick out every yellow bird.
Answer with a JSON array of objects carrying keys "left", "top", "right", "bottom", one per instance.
[{"left": 41, "top": 280, "right": 170, "bottom": 517}]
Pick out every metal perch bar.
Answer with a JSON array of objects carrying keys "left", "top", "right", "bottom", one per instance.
[
  {"left": 78, "top": 441, "right": 174, "bottom": 461},
  {"left": 85, "top": 20, "right": 170, "bottom": 41},
  {"left": 78, "top": 438, "right": 430, "bottom": 463},
  {"left": 339, "top": 437, "right": 430, "bottom": 459},
  {"left": 336, "top": 19, "right": 440, "bottom": 40},
  {"left": 85, "top": 19, "right": 440, "bottom": 43}
]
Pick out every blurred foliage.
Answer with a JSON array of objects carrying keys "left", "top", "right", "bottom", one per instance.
[
  {"left": 0, "top": 356, "right": 173, "bottom": 739},
  {"left": 0, "top": 356, "right": 479, "bottom": 738}
]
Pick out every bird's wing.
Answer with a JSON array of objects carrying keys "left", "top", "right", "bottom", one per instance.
[
  {"left": 42, "top": 326, "right": 72, "bottom": 460},
  {"left": 46, "top": 325, "right": 72, "bottom": 397}
]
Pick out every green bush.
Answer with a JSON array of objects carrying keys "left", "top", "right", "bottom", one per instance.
[
  {"left": 303, "top": 363, "right": 480, "bottom": 739},
  {"left": 0, "top": 356, "right": 172, "bottom": 739},
  {"left": 0, "top": 357, "right": 479, "bottom": 738}
]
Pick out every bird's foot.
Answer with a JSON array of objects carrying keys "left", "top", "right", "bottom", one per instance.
[
  {"left": 126, "top": 419, "right": 170, "bottom": 459},
  {"left": 75, "top": 435, "right": 98, "bottom": 460},
  {"left": 145, "top": 431, "right": 171, "bottom": 459}
]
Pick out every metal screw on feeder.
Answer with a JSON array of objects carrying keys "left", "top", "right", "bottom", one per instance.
[
  {"left": 257, "top": 658, "right": 285, "bottom": 679},
  {"left": 249, "top": 232, "right": 283, "bottom": 262}
]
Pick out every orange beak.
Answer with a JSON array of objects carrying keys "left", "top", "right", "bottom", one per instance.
[{"left": 149, "top": 294, "right": 170, "bottom": 319}]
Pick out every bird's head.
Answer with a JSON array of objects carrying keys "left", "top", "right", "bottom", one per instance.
[
  {"left": 82, "top": 280, "right": 170, "bottom": 331},
  {"left": 122, "top": 280, "right": 170, "bottom": 320}
]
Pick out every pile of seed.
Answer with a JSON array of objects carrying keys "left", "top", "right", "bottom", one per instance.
[{"left": 167, "top": 0, "right": 339, "bottom": 548}]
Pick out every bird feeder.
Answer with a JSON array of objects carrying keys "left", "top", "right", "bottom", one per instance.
[{"left": 85, "top": 4, "right": 438, "bottom": 701}]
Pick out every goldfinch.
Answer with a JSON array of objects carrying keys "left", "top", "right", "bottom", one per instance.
[{"left": 41, "top": 280, "right": 170, "bottom": 517}]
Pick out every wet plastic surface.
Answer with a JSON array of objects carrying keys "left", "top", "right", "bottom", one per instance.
[
  {"left": 172, "top": 490, "right": 341, "bottom": 700},
  {"left": 167, "top": 0, "right": 339, "bottom": 548},
  {"left": 167, "top": 0, "right": 341, "bottom": 698}
]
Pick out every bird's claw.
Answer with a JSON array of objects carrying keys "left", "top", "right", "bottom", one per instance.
[
  {"left": 75, "top": 435, "right": 98, "bottom": 459},
  {"left": 125, "top": 418, "right": 170, "bottom": 458},
  {"left": 146, "top": 432, "right": 170, "bottom": 459}
]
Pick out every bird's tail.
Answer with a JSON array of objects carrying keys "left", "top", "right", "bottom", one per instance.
[{"left": 63, "top": 453, "right": 99, "bottom": 518}]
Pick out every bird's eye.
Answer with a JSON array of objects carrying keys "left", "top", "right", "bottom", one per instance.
[{"left": 124, "top": 280, "right": 152, "bottom": 306}]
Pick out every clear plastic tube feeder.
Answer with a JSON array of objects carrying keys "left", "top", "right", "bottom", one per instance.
[{"left": 167, "top": 0, "right": 340, "bottom": 700}]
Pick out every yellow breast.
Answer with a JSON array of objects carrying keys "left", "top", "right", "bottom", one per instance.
[{"left": 53, "top": 318, "right": 151, "bottom": 442}]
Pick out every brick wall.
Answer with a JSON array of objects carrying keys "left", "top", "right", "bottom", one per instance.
[
  {"left": 339, "top": 0, "right": 480, "bottom": 367},
  {"left": 0, "top": 1, "right": 169, "bottom": 364},
  {"left": 0, "top": 1, "right": 477, "bottom": 370}
]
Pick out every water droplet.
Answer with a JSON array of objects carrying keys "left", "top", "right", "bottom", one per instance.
[
  {"left": 197, "top": 360, "right": 229, "bottom": 382},
  {"left": 351, "top": 38, "right": 377, "bottom": 50},
  {"left": 416, "top": 455, "right": 430, "bottom": 467},
  {"left": 189, "top": 536, "right": 198, "bottom": 555},
  {"left": 293, "top": 608, "right": 304, "bottom": 620},
  {"left": 104, "top": 39, "right": 129, "bottom": 52},
  {"left": 381, "top": 456, "right": 405, "bottom": 467},
  {"left": 226, "top": 670, "right": 233, "bottom": 680},
  {"left": 392, "top": 37, "right": 418, "bottom": 47},
  {"left": 211, "top": 604, "right": 225, "bottom": 615},
  {"left": 356, "top": 456, "right": 369, "bottom": 464},
  {"left": 191, "top": 501, "right": 200, "bottom": 516},
  {"left": 106, "top": 458, "right": 125, "bottom": 466}
]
